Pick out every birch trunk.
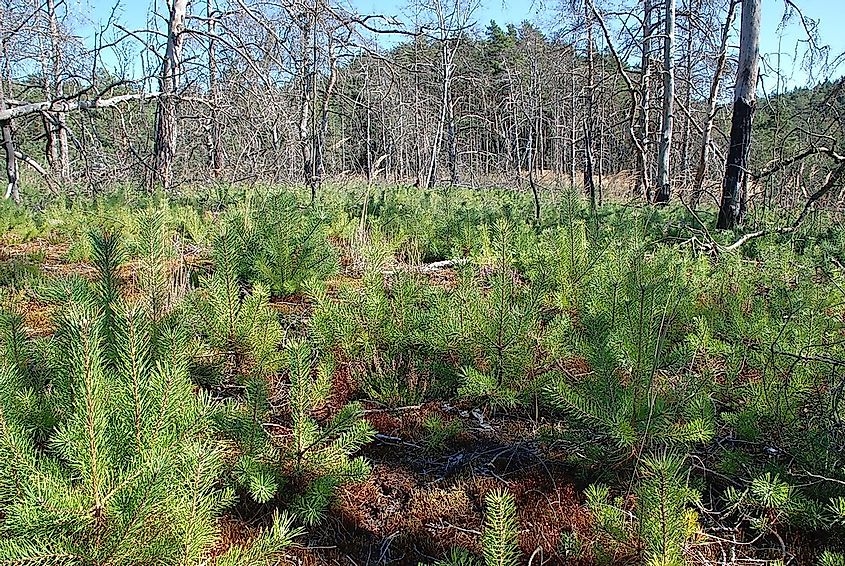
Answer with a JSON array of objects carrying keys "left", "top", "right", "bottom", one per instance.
[{"left": 654, "top": 0, "right": 675, "bottom": 204}]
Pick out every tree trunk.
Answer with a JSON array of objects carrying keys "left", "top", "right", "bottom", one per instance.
[
  {"left": 0, "top": 73, "right": 18, "bottom": 202},
  {"left": 428, "top": 25, "right": 454, "bottom": 189},
  {"left": 637, "top": 0, "right": 652, "bottom": 199},
  {"left": 152, "top": 0, "right": 189, "bottom": 191},
  {"left": 583, "top": 0, "right": 596, "bottom": 206},
  {"left": 569, "top": 61, "right": 577, "bottom": 189},
  {"left": 296, "top": 13, "right": 316, "bottom": 198},
  {"left": 413, "top": 35, "right": 423, "bottom": 187},
  {"left": 447, "top": 95, "right": 458, "bottom": 185},
  {"left": 680, "top": 0, "right": 694, "bottom": 192},
  {"left": 717, "top": 0, "right": 761, "bottom": 229},
  {"left": 654, "top": 0, "right": 675, "bottom": 204},
  {"left": 1, "top": 118, "right": 18, "bottom": 203},
  {"left": 314, "top": 48, "right": 337, "bottom": 194},
  {"left": 584, "top": 119, "right": 596, "bottom": 212}
]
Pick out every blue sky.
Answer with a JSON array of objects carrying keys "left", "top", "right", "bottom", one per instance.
[{"left": 80, "top": 0, "right": 845, "bottom": 88}]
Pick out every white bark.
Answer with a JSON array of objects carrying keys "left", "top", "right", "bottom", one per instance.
[
  {"left": 0, "top": 93, "right": 162, "bottom": 121},
  {"left": 734, "top": 0, "right": 761, "bottom": 106},
  {"left": 655, "top": 0, "right": 675, "bottom": 203}
]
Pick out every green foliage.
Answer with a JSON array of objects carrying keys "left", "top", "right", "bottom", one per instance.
[
  {"left": 585, "top": 483, "right": 630, "bottom": 549},
  {"left": 0, "top": 200, "right": 41, "bottom": 242},
  {"left": 362, "top": 186, "right": 507, "bottom": 263},
  {"left": 0, "top": 253, "right": 42, "bottom": 289},
  {"left": 136, "top": 210, "right": 175, "bottom": 321},
  {"left": 545, "top": 246, "right": 715, "bottom": 461},
  {"left": 637, "top": 453, "right": 699, "bottom": 566},
  {"left": 0, "top": 231, "right": 232, "bottom": 565},
  {"left": 174, "top": 205, "right": 213, "bottom": 247},
  {"left": 422, "top": 413, "right": 465, "bottom": 451},
  {"left": 586, "top": 453, "right": 698, "bottom": 566},
  {"left": 424, "top": 548, "right": 481, "bottom": 566},
  {"left": 482, "top": 488, "right": 520, "bottom": 566},
  {"left": 723, "top": 471, "right": 838, "bottom": 532},
  {"left": 312, "top": 270, "right": 443, "bottom": 406},
  {"left": 214, "top": 510, "right": 304, "bottom": 566},
  {"left": 285, "top": 340, "right": 375, "bottom": 525},
  {"left": 1, "top": 184, "right": 845, "bottom": 563},
  {"left": 443, "top": 220, "right": 546, "bottom": 408},
  {"left": 91, "top": 229, "right": 124, "bottom": 350},
  {"left": 705, "top": 252, "right": 845, "bottom": 531},
  {"left": 818, "top": 551, "right": 845, "bottom": 566},
  {"left": 224, "top": 192, "right": 338, "bottom": 295},
  {"left": 217, "top": 372, "right": 283, "bottom": 504},
  {"left": 189, "top": 227, "right": 285, "bottom": 379}
]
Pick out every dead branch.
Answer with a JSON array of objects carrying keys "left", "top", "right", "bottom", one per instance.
[
  {"left": 0, "top": 92, "right": 162, "bottom": 121},
  {"left": 722, "top": 161, "right": 845, "bottom": 252},
  {"left": 754, "top": 145, "right": 845, "bottom": 180},
  {"left": 13, "top": 150, "right": 58, "bottom": 194}
]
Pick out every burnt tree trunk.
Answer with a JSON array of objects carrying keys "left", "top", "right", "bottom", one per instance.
[
  {"left": 717, "top": 0, "right": 760, "bottom": 229},
  {"left": 297, "top": 13, "right": 315, "bottom": 199},
  {"left": 0, "top": 75, "right": 18, "bottom": 202},
  {"left": 718, "top": 99, "right": 754, "bottom": 228},
  {"left": 584, "top": 119, "right": 596, "bottom": 212},
  {"left": 1, "top": 118, "right": 17, "bottom": 203}
]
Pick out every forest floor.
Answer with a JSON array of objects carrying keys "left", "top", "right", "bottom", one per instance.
[
  {"left": 289, "top": 401, "right": 592, "bottom": 565},
  {"left": 0, "top": 235, "right": 832, "bottom": 566}
]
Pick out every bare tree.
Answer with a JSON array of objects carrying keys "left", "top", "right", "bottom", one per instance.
[
  {"left": 38, "top": 0, "right": 70, "bottom": 180},
  {"left": 206, "top": 0, "right": 224, "bottom": 176},
  {"left": 0, "top": 0, "right": 835, "bottom": 221},
  {"left": 692, "top": 0, "right": 736, "bottom": 206},
  {"left": 583, "top": 0, "right": 597, "bottom": 209},
  {"left": 422, "top": 0, "right": 475, "bottom": 188},
  {"left": 636, "top": 0, "right": 653, "bottom": 198},
  {"left": 0, "top": 99, "right": 18, "bottom": 203}
]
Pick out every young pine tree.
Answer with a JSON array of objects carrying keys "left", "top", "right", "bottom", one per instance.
[
  {"left": 285, "top": 340, "right": 375, "bottom": 525},
  {"left": 482, "top": 488, "right": 521, "bottom": 566},
  {"left": 0, "top": 233, "right": 229, "bottom": 564}
]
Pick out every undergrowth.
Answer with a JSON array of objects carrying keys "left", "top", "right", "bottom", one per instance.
[{"left": 0, "top": 184, "right": 842, "bottom": 564}]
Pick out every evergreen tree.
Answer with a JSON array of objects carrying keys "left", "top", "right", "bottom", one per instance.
[{"left": 0, "top": 232, "right": 230, "bottom": 564}]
